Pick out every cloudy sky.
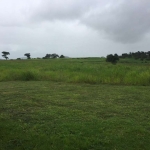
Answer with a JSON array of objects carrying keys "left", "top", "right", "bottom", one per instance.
[{"left": 0, "top": 0, "right": 150, "bottom": 59}]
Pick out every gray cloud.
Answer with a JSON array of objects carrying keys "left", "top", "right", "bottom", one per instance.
[
  {"left": 31, "top": 0, "right": 150, "bottom": 43},
  {"left": 31, "top": 0, "right": 101, "bottom": 22},
  {"left": 31, "top": 0, "right": 100, "bottom": 21},
  {"left": 0, "top": 0, "right": 150, "bottom": 59},
  {"left": 81, "top": 0, "right": 150, "bottom": 43}
]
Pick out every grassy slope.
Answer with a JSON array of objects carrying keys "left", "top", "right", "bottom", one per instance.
[{"left": 0, "top": 81, "right": 150, "bottom": 150}]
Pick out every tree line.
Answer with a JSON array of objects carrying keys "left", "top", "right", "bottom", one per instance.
[
  {"left": 2, "top": 50, "right": 150, "bottom": 63},
  {"left": 1, "top": 51, "right": 65, "bottom": 60},
  {"left": 120, "top": 51, "right": 150, "bottom": 60},
  {"left": 106, "top": 51, "right": 150, "bottom": 64}
]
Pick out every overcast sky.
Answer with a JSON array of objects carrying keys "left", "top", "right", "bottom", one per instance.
[{"left": 0, "top": 0, "right": 150, "bottom": 59}]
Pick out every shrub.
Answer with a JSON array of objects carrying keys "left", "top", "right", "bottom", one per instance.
[{"left": 106, "top": 54, "right": 119, "bottom": 64}]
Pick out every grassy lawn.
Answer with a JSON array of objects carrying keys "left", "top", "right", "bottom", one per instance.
[{"left": 0, "top": 81, "right": 150, "bottom": 150}]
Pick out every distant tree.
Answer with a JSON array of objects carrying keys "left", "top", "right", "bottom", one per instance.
[
  {"left": 51, "top": 53, "right": 59, "bottom": 58},
  {"left": 43, "top": 53, "right": 59, "bottom": 59},
  {"left": 147, "top": 51, "right": 150, "bottom": 57},
  {"left": 24, "top": 53, "right": 31, "bottom": 59},
  {"left": 106, "top": 54, "right": 119, "bottom": 64},
  {"left": 121, "top": 53, "right": 128, "bottom": 58},
  {"left": 114, "top": 53, "right": 119, "bottom": 61},
  {"left": 2, "top": 51, "right": 10, "bottom": 60},
  {"left": 118, "top": 51, "right": 150, "bottom": 61},
  {"left": 47, "top": 54, "right": 52, "bottom": 58},
  {"left": 59, "top": 55, "right": 65, "bottom": 58},
  {"left": 43, "top": 54, "right": 51, "bottom": 59}
]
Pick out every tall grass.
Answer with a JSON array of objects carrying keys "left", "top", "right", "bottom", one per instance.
[{"left": 0, "top": 59, "right": 150, "bottom": 85}]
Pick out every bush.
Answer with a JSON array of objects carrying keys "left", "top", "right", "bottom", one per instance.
[{"left": 106, "top": 54, "right": 119, "bottom": 64}]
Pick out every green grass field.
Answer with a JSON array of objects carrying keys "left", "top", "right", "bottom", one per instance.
[
  {"left": 0, "top": 58, "right": 150, "bottom": 85},
  {"left": 0, "top": 58, "right": 150, "bottom": 149}
]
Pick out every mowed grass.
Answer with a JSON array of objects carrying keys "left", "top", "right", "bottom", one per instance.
[
  {"left": 0, "top": 58, "right": 150, "bottom": 85},
  {"left": 0, "top": 81, "right": 150, "bottom": 150}
]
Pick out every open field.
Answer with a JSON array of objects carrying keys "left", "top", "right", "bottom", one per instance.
[
  {"left": 0, "top": 58, "right": 150, "bottom": 149},
  {"left": 0, "top": 58, "right": 150, "bottom": 85},
  {"left": 0, "top": 81, "right": 150, "bottom": 150}
]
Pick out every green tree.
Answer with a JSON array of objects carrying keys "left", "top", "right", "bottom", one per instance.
[
  {"left": 59, "top": 55, "right": 65, "bottom": 58},
  {"left": 43, "top": 54, "right": 52, "bottom": 59},
  {"left": 106, "top": 54, "right": 119, "bottom": 64},
  {"left": 43, "top": 53, "right": 59, "bottom": 59},
  {"left": 51, "top": 53, "right": 59, "bottom": 58},
  {"left": 24, "top": 53, "right": 31, "bottom": 59},
  {"left": 2, "top": 51, "right": 10, "bottom": 60}
]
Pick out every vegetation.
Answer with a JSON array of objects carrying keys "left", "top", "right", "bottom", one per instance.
[
  {"left": 24, "top": 53, "right": 31, "bottom": 59},
  {"left": 0, "top": 81, "right": 150, "bottom": 150},
  {"left": 2, "top": 51, "right": 10, "bottom": 60},
  {"left": 2, "top": 50, "right": 150, "bottom": 62},
  {"left": 0, "top": 58, "right": 150, "bottom": 85},
  {"left": 120, "top": 51, "right": 150, "bottom": 60},
  {"left": 43, "top": 53, "right": 59, "bottom": 59},
  {"left": 0, "top": 55, "right": 150, "bottom": 149},
  {"left": 59, "top": 54, "right": 65, "bottom": 58},
  {"left": 106, "top": 54, "right": 119, "bottom": 64}
]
